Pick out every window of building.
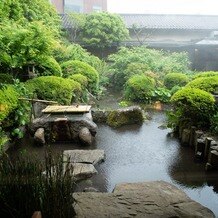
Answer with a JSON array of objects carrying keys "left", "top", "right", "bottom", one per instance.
[
  {"left": 65, "top": 0, "right": 83, "bottom": 13},
  {"left": 93, "top": 5, "right": 102, "bottom": 12}
]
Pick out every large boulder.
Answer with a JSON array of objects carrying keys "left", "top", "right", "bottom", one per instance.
[
  {"left": 73, "top": 181, "right": 215, "bottom": 217},
  {"left": 106, "top": 106, "right": 144, "bottom": 128}
]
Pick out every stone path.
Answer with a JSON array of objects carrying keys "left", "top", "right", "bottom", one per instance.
[
  {"left": 73, "top": 181, "right": 215, "bottom": 217},
  {"left": 63, "top": 149, "right": 105, "bottom": 181}
]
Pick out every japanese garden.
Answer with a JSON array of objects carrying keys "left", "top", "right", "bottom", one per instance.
[{"left": 0, "top": 0, "right": 218, "bottom": 217}]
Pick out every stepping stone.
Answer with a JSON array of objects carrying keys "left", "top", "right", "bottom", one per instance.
[
  {"left": 65, "top": 163, "right": 97, "bottom": 181},
  {"left": 63, "top": 149, "right": 105, "bottom": 165}
]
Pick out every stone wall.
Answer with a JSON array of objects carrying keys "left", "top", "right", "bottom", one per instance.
[{"left": 179, "top": 124, "right": 218, "bottom": 171}]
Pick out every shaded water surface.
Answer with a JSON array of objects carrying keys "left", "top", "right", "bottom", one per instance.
[{"left": 8, "top": 99, "right": 218, "bottom": 216}]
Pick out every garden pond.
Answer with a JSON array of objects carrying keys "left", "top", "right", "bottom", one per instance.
[{"left": 7, "top": 92, "right": 218, "bottom": 216}]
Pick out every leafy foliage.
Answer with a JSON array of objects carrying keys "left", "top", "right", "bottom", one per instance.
[
  {"left": 0, "top": 0, "right": 60, "bottom": 31},
  {"left": 61, "top": 60, "right": 99, "bottom": 94},
  {"left": 164, "top": 73, "right": 189, "bottom": 89},
  {"left": 0, "top": 85, "right": 19, "bottom": 122},
  {"left": 81, "top": 12, "right": 129, "bottom": 48},
  {"left": 186, "top": 75, "right": 218, "bottom": 94},
  {"left": 0, "top": 73, "right": 14, "bottom": 84},
  {"left": 108, "top": 46, "right": 190, "bottom": 89},
  {"left": 0, "top": 21, "right": 60, "bottom": 77},
  {"left": 193, "top": 71, "right": 218, "bottom": 79},
  {"left": 25, "top": 76, "right": 76, "bottom": 105},
  {"left": 171, "top": 87, "right": 216, "bottom": 127},
  {"left": 55, "top": 43, "right": 103, "bottom": 73},
  {"left": 0, "top": 150, "right": 75, "bottom": 218},
  {"left": 68, "top": 74, "right": 88, "bottom": 88},
  {"left": 125, "top": 75, "right": 155, "bottom": 102}
]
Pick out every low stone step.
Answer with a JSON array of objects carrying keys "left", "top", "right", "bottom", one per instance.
[{"left": 73, "top": 181, "right": 215, "bottom": 218}]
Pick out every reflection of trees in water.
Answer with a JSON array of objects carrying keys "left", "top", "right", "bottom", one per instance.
[{"left": 168, "top": 145, "right": 218, "bottom": 193}]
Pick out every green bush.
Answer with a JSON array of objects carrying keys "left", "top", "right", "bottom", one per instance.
[
  {"left": 55, "top": 44, "right": 103, "bottom": 72},
  {"left": 37, "top": 56, "right": 62, "bottom": 77},
  {"left": 108, "top": 47, "right": 190, "bottom": 89},
  {"left": 0, "top": 85, "right": 19, "bottom": 122},
  {"left": 164, "top": 73, "right": 189, "bottom": 89},
  {"left": 25, "top": 76, "right": 74, "bottom": 105},
  {"left": 125, "top": 75, "right": 155, "bottom": 102},
  {"left": 193, "top": 71, "right": 218, "bottom": 79},
  {"left": 66, "top": 78, "right": 82, "bottom": 102},
  {"left": 0, "top": 73, "right": 14, "bottom": 84},
  {"left": 61, "top": 60, "right": 99, "bottom": 94},
  {"left": 171, "top": 87, "right": 215, "bottom": 126},
  {"left": 186, "top": 75, "right": 218, "bottom": 94},
  {"left": 68, "top": 74, "right": 88, "bottom": 88}
]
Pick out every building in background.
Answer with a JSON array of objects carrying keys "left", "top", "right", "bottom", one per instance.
[
  {"left": 51, "top": 0, "right": 107, "bottom": 13},
  {"left": 50, "top": 0, "right": 64, "bottom": 13}
]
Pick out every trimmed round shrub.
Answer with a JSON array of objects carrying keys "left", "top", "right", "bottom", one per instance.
[
  {"left": 0, "top": 73, "right": 14, "bottom": 84},
  {"left": 61, "top": 60, "right": 99, "bottom": 94},
  {"left": 68, "top": 74, "right": 88, "bottom": 88},
  {"left": 66, "top": 79, "right": 82, "bottom": 102},
  {"left": 193, "top": 71, "right": 218, "bottom": 79},
  {"left": 25, "top": 76, "right": 74, "bottom": 105},
  {"left": 186, "top": 75, "right": 218, "bottom": 94},
  {"left": 171, "top": 87, "right": 215, "bottom": 126},
  {"left": 164, "top": 73, "right": 189, "bottom": 89},
  {"left": 37, "top": 57, "right": 62, "bottom": 77},
  {"left": 125, "top": 75, "right": 155, "bottom": 102},
  {"left": 0, "top": 86, "right": 19, "bottom": 122}
]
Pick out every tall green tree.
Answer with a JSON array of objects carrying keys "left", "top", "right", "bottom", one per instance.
[
  {"left": 80, "top": 12, "right": 129, "bottom": 48},
  {"left": 0, "top": 0, "right": 61, "bottom": 78}
]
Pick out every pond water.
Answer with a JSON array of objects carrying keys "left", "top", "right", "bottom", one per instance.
[{"left": 7, "top": 92, "right": 218, "bottom": 216}]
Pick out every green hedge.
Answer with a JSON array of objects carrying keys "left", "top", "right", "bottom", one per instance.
[
  {"left": 125, "top": 75, "right": 155, "bottom": 102},
  {"left": 25, "top": 76, "right": 75, "bottom": 105},
  {"left": 171, "top": 87, "right": 215, "bottom": 126},
  {"left": 68, "top": 74, "right": 88, "bottom": 88},
  {"left": 0, "top": 86, "right": 19, "bottom": 122},
  {"left": 61, "top": 60, "right": 99, "bottom": 93},
  {"left": 186, "top": 75, "right": 218, "bottom": 94},
  {"left": 193, "top": 71, "right": 218, "bottom": 79},
  {"left": 164, "top": 73, "right": 189, "bottom": 89},
  {"left": 37, "top": 57, "right": 62, "bottom": 77}
]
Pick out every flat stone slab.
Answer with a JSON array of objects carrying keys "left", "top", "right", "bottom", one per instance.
[
  {"left": 73, "top": 181, "right": 215, "bottom": 218},
  {"left": 63, "top": 149, "right": 105, "bottom": 165},
  {"left": 67, "top": 163, "right": 97, "bottom": 181}
]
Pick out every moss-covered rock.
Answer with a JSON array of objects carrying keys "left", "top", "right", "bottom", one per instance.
[{"left": 107, "top": 106, "right": 143, "bottom": 128}]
